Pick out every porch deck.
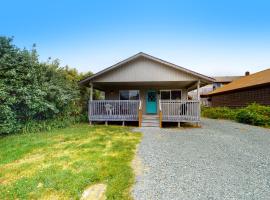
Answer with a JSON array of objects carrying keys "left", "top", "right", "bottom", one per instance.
[{"left": 88, "top": 100, "right": 200, "bottom": 126}]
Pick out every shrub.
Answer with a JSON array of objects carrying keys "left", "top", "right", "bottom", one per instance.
[
  {"left": 201, "top": 106, "right": 238, "bottom": 120},
  {"left": 0, "top": 36, "right": 91, "bottom": 135},
  {"left": 202, "top": 103, "right": 270, "bottom": 127},
  {"left": 235, "top": 104, "right": 270, "bottom": 126}
]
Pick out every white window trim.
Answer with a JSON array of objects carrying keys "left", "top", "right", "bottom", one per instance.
[
  {"left": 160, "top": 89, "right": 182, "bottom": 100},
  {"left": 119, "top": 90, "right": 140, "bottom": 100}
]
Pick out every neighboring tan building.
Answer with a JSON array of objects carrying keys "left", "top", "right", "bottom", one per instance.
[{"left": 208, "top": 68, "right": 270, "bottom": 107}]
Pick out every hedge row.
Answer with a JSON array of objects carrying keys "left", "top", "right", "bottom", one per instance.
[{"left": 202, "top": 104, "right": 270, "bottom": 127}]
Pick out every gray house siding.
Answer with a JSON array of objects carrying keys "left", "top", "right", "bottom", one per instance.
[
  {"left": 93, "top": 57, "right": 198, "bottom": 83},
  {"left": 105, "top": 87, "right": 188, "bottom": 114}
]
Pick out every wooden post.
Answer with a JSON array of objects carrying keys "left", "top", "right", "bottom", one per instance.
[
  {"left": 105, "top": 121, "right": 108, "bottom": 126},
  {"left": 178, "top": 122, "right": 181, "bottom": 128},
  {"left": 159, "top": 111, "right": 162, "bottom": 128},
  {"left": 122, "top": 121, "right": 125, "bottom": 126},
  {"left": 138, "top": 100, "right": 142, "bottom": 127},
  {"left": 138, "top": 109, "right": 142, "bottom": 127}
]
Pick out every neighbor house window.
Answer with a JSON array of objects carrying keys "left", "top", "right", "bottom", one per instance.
[
  {"left": 160, "top": 90, "right": 182, "bottom": 100},
  {"left": 119, "top": 90, "right": 139, "bottom": 100}
]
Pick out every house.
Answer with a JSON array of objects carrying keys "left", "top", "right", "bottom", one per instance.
[
  {"left": 80, "top": 52, "right": 214, "bottom": 127},
  {"left": 189, "top": 75, "right": 243, "bottom": 106},
  {"left": 208, "top": 68, "right": 270, "bottom": 107}
]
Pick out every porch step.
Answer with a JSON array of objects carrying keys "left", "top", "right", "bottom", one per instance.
[
  {"left": 141, "top": 121, "right": 160, "bottom": 127},
  {"left": 141, "top": 115, "right": 160, "bottom": 127},
  {"left": 142, "top": 115, "right": 159, "bottom": 119}
]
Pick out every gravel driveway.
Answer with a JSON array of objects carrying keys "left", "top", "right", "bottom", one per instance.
[{"left": 132, "top": 118, "right": 270, "bottom": 200}]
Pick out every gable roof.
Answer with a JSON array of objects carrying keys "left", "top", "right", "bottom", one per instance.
[
  {"left": 79, "top": 52, "right": 215, "bottom": 85},
  {"left": 209, "top": 68, "right": 270, "bottom": 96}
]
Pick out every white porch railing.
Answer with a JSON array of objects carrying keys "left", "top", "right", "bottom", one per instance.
[
  {"left": 89, "top": 100, "right": 140, "bottom": 121},
  {"left": 159, "top": 100, "right": 200, "bottom": 122}
]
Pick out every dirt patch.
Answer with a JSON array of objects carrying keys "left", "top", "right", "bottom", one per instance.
[
  {"left": 80, "top": 183, "right": 106, "bottom": 200},
  {"left": 38, "top": 189, "right": 66, "bottom": 200},
  {"left": 131, "top": 144, "right": 149, "bottom": 178},
  {"left": 0, "top": 152, "right": 47, "bottom": 185},
  {"left": 132, "top": 153, "right": 143, "bottom": 177}
]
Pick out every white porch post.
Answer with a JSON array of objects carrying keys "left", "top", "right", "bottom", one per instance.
[
  {"left": 90, "top": 83, "right": 93, "bottom": 101},
  {"left": 197, "top": 80, "right": 201, "bottom": 126},
  {"left": 197, "top": 80, "right": 200, "bottom": 100},
  {"left": 89, "top": 83, "right": 93, "bottom": 125}
]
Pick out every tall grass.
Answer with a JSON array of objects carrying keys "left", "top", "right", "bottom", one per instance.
[{"left": 20, "top": 114, "right": 88, "bottom": 134}]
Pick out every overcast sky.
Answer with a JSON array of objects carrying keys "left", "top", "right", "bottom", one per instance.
[{"left": 1, "top": 0, "right": 270, "bottom": 76}]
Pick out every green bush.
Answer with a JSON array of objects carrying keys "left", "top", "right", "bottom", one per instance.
[
  {"left": 235, "top": 104, "right": 270, "bottom": 126},
  {"left": 201, "top": 106, "right": 237, "bottom": 120},
  {"left": 0, "top": 37, "right": 91, "bottom": 135},
  {"left": 202, "top": 104, "right": 270, "bottom": 127}
]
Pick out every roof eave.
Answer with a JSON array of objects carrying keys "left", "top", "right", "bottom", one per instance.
[{"left": 208, "top": 82, "right": 270, "bottom": 96}]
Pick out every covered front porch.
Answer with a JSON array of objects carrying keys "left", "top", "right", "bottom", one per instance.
[
  {"left": 80, "top": 52, "right": 214, "bottom": 127},
  {"left": 88, "top": 80, "right": 201, "bottom": 127}
]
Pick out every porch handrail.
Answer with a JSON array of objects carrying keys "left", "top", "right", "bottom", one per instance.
[
  {"left": 88, "top": 100, "right": 140, "bottom": 121},
  {"left": 160, "top": 100, "right": 200, "bottom": 122}
]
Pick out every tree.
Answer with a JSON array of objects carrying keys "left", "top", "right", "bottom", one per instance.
[{"left": 0, "top": 37, "right": 86, "bottom": 134}]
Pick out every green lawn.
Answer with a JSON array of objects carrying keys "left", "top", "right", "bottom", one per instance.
[{"left": 0, "top": 124, "right": 141, "bottom": 200}]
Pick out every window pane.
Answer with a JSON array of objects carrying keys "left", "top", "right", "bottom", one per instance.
[
  {"left": 120, "top": 90, "right": 129, "bottom": 100},
  {"left": 129, "top": 90, "right": 139, "bottom": 100},
  {"left": 161, "top": 91, "right": 170, "bottom": 100},
  {"left": 148, "top": 91, "right": 156, "bottom": 102},
  {"left": 171, "top": 90, "right": 181, "bottom": 100}
]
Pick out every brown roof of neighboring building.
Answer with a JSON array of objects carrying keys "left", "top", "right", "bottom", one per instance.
[
  {"left": 213, "top": 76, "right": 243, "bottom": 83},
  {"left": 208, "top": 68, "right": 270, "bottom": 96}
]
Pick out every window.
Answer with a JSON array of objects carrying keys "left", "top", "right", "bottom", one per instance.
[
  {"left": 129, "top": 90, "right": 140, "bottom": 100},
  {"left": 119, "top": 90, "right": 139, "bottom": 100},
  {"left": 119, "top": 90, "right": 129, "bottom": 100},
  {"left": 160, "top": 91, "right": 170, "bottom": 100},
  {"left": 160, "top": 90, "right": 182, "bottom": 100},
  {"left": 213, "top": 82, "right": 222, "bottom": 90},
  {"left": 148, "top": 91, "right": 156, "bottom": 102},
  {"left": 171, "top": 90, "right": 181, "bottom": 100}
]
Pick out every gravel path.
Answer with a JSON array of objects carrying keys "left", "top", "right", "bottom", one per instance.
[{"left": 132, "top": 118, "right": 270, "bottom": 200}]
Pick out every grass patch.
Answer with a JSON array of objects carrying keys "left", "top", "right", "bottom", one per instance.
[
  {"left": 0, "top": 124, "right": 141, "bottom": 199},
  {"left": 202, "top": 103, "right": 270, "bottom": 127}
]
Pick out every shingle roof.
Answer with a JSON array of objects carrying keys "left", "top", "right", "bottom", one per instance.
[{"left": 208, "top": 68, "right": 270, "bottom": 95}]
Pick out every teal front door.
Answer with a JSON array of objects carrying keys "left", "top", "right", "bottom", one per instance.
[{"left": 146, "top": 90, "right": 157, "bottom": 114}]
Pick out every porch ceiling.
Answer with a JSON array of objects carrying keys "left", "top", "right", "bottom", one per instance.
[{"left": 92, "top": 81, "right": 206, "bottom": 91}]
